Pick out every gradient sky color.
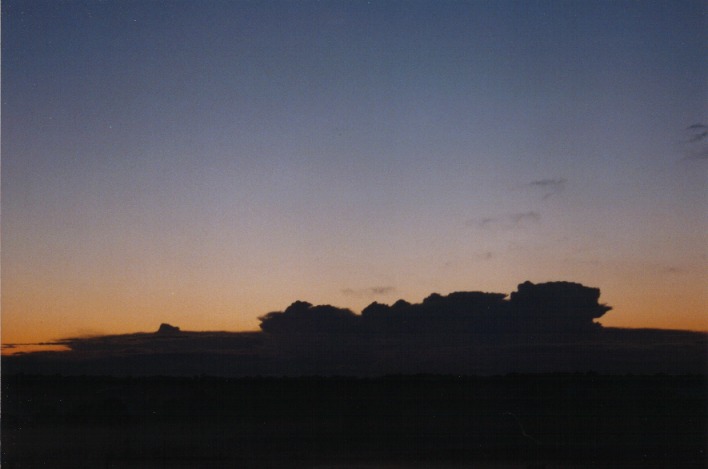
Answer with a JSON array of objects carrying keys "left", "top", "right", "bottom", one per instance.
[{"left": 2, "top": 0, "right": 707, "bottom": 348}]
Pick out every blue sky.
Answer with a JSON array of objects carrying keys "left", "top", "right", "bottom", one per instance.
[{"left": 2, "top": 0, "right": 706, "bottom": 344}]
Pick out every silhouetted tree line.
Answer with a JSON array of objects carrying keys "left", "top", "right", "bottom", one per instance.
[{"left": 260, "top": 281, "right": 611, "bottom": 334}]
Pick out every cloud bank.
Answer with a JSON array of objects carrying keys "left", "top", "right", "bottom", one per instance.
[
  {"left": 4, "top": 281, "right": 706, "bottom": 377},
  {"left": 261, "top": 281, "right": 609, "bottom": 335}
]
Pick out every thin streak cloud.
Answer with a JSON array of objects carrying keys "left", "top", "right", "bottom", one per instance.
[
  {"left": 342, "top": 286, "right": 396, "bottom": 298},
  {"left": 529, "top": 178, "right": 566, "bottom": 200},
  {"left": 509, "top": 211, "right": 541, "bottom": 227},
  {"left": 682, "top": 124, "right": 708, "bottom": 160},
  {"left": 467, "top": 212, "right": 541, "bottom": 230},
  {"left": 686, "top": 123, "right": 707, "bottom": 138}
]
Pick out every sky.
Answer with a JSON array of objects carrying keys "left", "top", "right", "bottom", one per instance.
[{"left": 2, "top": 0, "right": 706, "bottom": 349}]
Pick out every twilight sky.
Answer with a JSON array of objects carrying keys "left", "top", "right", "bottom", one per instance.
[{"left": 2, "top": 0, "right": 706, "bottom": 348}]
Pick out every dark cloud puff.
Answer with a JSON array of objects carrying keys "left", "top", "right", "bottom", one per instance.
[{"left": 259, "top": 301, "right": 358, "bottom": 334}]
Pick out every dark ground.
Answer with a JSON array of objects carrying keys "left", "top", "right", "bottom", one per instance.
[{"left": 2, "top": 373, "right": 706, "bottom": 468}]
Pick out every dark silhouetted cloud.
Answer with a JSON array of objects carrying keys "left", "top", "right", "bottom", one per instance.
[
  {"left": 259, "top": 301, "right": 358, "bottom": 334},
  {"left": 264, "top": 281, "right": 609, "bottom": 336}
]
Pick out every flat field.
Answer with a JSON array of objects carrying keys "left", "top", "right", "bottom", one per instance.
[{"left": 2, "top": 374, "right": 706, "bottom": 468}]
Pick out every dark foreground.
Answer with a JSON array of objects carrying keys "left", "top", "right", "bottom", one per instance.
[{"left": 2, "top": 374, "right": 706, "bottom": 468}]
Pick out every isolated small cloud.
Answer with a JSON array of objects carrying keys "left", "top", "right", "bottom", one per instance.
[
  {"left": 686, "top": 124, "right": 708, "bottom": 145},
  {"left": 530, "top": 178, "right": 566, "bottom": 187},
  {"left": 688, "top": 131, "right": 707, "bottom": 143},
  {"left": 682, "top": 124, "right": 708, "bottom": 160},
  {"left": 369, "top": 286, "right": 395, "bottom": 295},
  {"left": 661, "top": 266, "right": 685, "bottom": 275},
  {"left": 529, "top": 178, "right": 566, "bottom": 199},
  {"left": 465, "top": 217, "right": 498, "bottom": 229},
  {"left": 467, "top": 212, "right": 541, "bottom": 230},
  {"left": 342, "top": 286, "right": 396, "bottom": 298},
  {"left": 510, "top": 211, "right": 541, "bottom": 227},
  {"left": 475, "top": 251, "right": 495, "bottom": 261},
  {"left": 683, "top": 150, "right": 708, "bottom": 161}
]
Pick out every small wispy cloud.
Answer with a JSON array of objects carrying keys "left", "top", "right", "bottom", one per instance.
[
  {"left": 682, "top": 124, "right": 708, "bottom": 161},
  {"left": 476, "top": 251, "right": 495, "bottom": 261},
  {"left": 683, "top": 150, "right": 708, "bottom": 161},
  {"left": 529, "top": 178, "right": 566, "bottom": 199},
  {"left": 510, "top": 211, "right": 541, "bottom": 227},
  {"left": 467, "top": 212, "right": 541, "bottom": 230},
  {"left": 342, "top": 286, "right": 396, "bottom": 298},
  {"left": 466, "top": 217, "right": 497, "bottom": 228},
  {"left": 687, "top": 123, "right": 707, "bottom": 139},
  {"left": 660, "top": 266, "right": 686, "bottom": 275}
]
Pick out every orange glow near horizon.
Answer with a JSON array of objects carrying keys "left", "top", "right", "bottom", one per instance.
[{"left": 3, "top": 272, "right": 706, "bottom": 357}]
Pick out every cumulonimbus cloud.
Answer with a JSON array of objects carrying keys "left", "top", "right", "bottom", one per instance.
[{"left": 262, "top": 281, "right": 612, "bottom": 336}]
